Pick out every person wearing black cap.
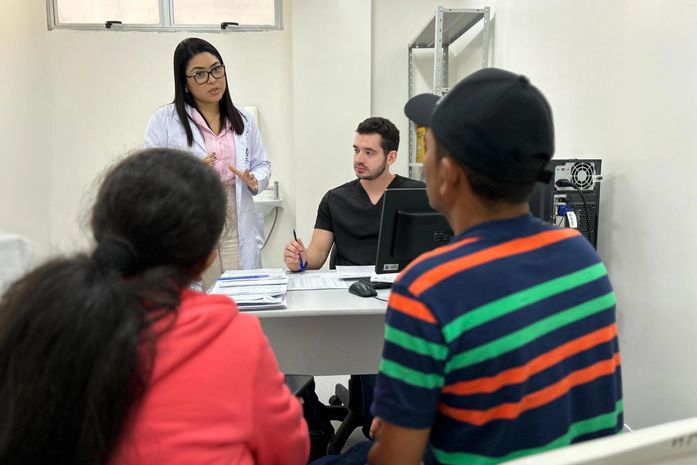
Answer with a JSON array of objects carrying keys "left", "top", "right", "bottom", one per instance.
[{"left": 363, "top": 68, "right": 623, "bottom": 465}]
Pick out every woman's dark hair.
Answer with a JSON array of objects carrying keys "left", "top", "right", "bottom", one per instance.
[
  {"left": 173, "top": 37, "right": 245, "bottom": 146},
  {"left": 0, "top": 149, "right": 226, "bottom": 465}
]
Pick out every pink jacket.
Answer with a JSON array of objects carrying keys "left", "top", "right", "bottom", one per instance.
[{"left": 112, "top": 289, "right": 309, "bottom": 465}]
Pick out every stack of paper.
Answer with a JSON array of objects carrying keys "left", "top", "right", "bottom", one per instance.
[{"left": 209, "top": 268, "right": 288, "bottom": 310}]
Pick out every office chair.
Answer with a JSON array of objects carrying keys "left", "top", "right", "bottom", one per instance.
[
  {"left": 326, "top": 375, "right": 366, "bottom": 454},
  {"left": 328, "top": 243, "right": 338, "bottom": 270},
  {"left": 0, "top": 232, "right": 33, "bottom": 298},
  {"left": 324, "top": 243, "right": 369, "bottom": 454}
]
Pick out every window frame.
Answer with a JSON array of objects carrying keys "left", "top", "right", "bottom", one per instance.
[{"left": 46, "top": 0, "right": 283, "bottom": 32}]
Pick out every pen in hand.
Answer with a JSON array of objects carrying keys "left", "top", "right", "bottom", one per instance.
[{"left": 292, "top": 229, "right": 305, "bottom": 272}]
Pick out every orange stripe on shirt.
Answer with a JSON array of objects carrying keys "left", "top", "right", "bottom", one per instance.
[
  {"left": 400, "top": 236, "right": 480, "bottom": 277},
  {"left": 442, "top": 324, "right": 618, "bottom": 395},
  {"left": 438, "top": 352, "right": 621, "bottom": 426},
  {"left": 388, "top": 292, "right": 437, "bottom": 324},
  {"left": 409, "top": 229, "right": 581, "bottom": 296}
]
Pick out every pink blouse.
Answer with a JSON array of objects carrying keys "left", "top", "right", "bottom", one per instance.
[{"left": 191, "top": 109, "right": 237, "bottom": 185}]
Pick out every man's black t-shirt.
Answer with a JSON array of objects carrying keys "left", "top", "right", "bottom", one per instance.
[{"left": 314, "top": 175, "right": 425, "bottom": 266}]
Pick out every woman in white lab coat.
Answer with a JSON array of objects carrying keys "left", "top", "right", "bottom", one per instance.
[{"left": 144, "top": 38, "right": 270, "bottom": 287}]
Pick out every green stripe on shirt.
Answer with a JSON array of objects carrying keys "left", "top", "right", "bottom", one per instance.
[
  {"left": 384, "top": 324, "right": 449, "bottom": 361},
  {"left": 432, "top": 400, "right": 624, "bottom": 465},
  {"left": 443, "top": 262, "right": 609, "bottom": 343},
  {"left": 379, "top": 358, "right": 445, "bottom": 389},
  {"left": 445, "top": 292, "right": 616, "bottom": 373}
]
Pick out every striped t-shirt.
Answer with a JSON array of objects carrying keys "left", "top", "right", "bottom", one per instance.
[{"left": 372, "top": 214, "right": 623, "bottom": 465}]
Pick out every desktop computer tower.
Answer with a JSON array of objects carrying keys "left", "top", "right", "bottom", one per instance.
[{"left": 529, "top": 159, "right": 602, "bottom": 248}]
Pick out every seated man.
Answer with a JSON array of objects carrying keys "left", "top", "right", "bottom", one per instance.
[
  {"left": 283, "top": 116, "right": 423, "bottom": 444},
  {"left": 367, "top": 69, "right": 623, "bottom": 465},
  {"left": 284, "top": 116, "right": 424, "bottom": 271}
]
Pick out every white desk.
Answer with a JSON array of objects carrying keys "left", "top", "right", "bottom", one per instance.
[{"left": 248, "top": 287, "right": 388, "bottom": 375}]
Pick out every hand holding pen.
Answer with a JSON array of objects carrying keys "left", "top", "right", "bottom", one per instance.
[{"left": 284, "top": 229, "right": 308, "bottom": 272}]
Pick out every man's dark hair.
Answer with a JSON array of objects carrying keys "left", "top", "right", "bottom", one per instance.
[
  {"left": 435, "top": 139, "right": 536, "bottom": 204},
  {"left": 356, "top": 117, "right": 400, "bottom": 154}
]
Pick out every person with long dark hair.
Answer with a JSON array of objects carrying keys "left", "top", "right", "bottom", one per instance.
[
  {"left": 0, "top": 149, "right": 308, "bottom": 465},
  {"left": 145, "top": 37, "right": 271, "bottom": 289}
]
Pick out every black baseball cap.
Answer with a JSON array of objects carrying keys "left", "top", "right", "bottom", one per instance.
[{"left": 404, "top": 68, "right": 554, "bottom": 184}]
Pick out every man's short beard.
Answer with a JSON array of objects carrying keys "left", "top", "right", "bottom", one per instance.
[{"left": 356, "top": 158, "right": 388, "bottom": 181}]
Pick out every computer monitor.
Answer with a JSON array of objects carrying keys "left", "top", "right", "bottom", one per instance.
[
  {"left": 501, "top": 417, "right": 697, "bottom": 465},
  {"left": 374, "top": 188, "right": 453, "bottom": 274}
]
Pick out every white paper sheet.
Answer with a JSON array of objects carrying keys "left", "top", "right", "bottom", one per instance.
[
  {"left": 335, "top": 265, "right": 375, "bottom": 280},
  {"left": 215, "top": 278, "right": 288, "bottom": 287},
  {"left": 218, "top": 268, "right": 286, "bottom": 280},
  {"left": 287, "top": 272, "right": 349, "bottom": 290},
  {"left": 214, "top": 284, "right": 288, "bottom": 296}
]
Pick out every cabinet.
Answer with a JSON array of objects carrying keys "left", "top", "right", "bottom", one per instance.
[{"left": 408, "top": 7, "right": 491, "bottom": 179}]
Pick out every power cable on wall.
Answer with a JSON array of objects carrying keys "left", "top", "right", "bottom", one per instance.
[{"left": 261, "top": 206, "right": 279, "bottom": 250}]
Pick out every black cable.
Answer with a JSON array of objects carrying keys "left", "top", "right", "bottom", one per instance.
[
  {"left": 555, "top": 179, "right": 596, "bottom": 247},
  {"left": 373, "top": 296, "right": 389, "bottom": 302},
  {"left": 261, "top": 206, "right": 279, "bottom": 250}
]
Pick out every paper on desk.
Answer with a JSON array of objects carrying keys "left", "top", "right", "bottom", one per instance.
[
  {"left": 287, "top": 272, "right": 349, "bottom": 290},
  {"left": 236, "top": 296, "right": 288, "bottom": 311},
  {"left": 209, "top": 268, "right": 288, "bottom": 310},
  {"left": 215, "top": 278, "right": 288, "bottom": 288},
  {"left": 218, "top": 268, "right": 286, "bottom": 280},
  {"left": 214, "top": 284, "right": 288, "bottom": 296},
  {"left": 234, "top": 294, "right": 286, "bottom": 304},
  {"left": 335, "top": 265, "right": 375, "bottom": 280}
]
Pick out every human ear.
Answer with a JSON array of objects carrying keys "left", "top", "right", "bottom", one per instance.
[{"left": 438, "top": 157, "right": 461, "bottom": 200}]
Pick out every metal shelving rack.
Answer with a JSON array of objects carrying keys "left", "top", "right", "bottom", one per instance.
[{"left": 408, "top": 6, "right": 491, "bottom": 179}]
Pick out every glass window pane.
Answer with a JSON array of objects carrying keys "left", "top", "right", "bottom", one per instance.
[
  {"left": 56, "top": 0, "right": 159, "bottom": 24},
  {"left": 235, "top": 0, "right": 275, "bottom": 24},
  {"left": 173, "top": 0, "right": 275, "bottom": 26}
]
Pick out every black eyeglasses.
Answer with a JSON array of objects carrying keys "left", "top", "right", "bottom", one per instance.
[{"left": 186, "top": 65, "right": 226, "bottom": 85}]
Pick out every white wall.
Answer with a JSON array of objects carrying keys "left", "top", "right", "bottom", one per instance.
[
  {"left": 3, "top": 0, "right": 697, "bottom": 431},
  {"left": 40, "top": 0, "right": 295, "bottom": 266},
  {"left": 0, "top": 1, "right": 51, "bottom": 257},
  {"left": 291, "top": 0, "right": 372, "bottom": 245},
  {"left": 27, "top": 0, "right": 372, "bottom": 268},
  {"left": 493, "top": 0, "right": 697, "bottom": 428},
  {"left": 372, "top": 0, "right": 491, "bottom": 176},
  {"left": 372, "top": 0, "right": 697, "bottom": 429}
]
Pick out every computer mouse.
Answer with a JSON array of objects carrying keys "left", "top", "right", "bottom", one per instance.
[{"left": 348, "top": 279, "right": 378, "bottom": 298}]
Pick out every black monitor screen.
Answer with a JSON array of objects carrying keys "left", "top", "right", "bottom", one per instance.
[{"left": 375, "top": 188, "right": 453, "bottom": 274}]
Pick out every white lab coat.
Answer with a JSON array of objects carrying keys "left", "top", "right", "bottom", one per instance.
[{"left": 144, "top": 103, "right": 271, "bottom": 269}]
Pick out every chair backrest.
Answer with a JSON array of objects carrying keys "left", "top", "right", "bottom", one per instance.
[
  {"left": 501, "top": 416, "right": 697, "bottom": 465},
  {"left": 0, "top": 233, "right": 33, "bottom": 297},
  {"left": 329, "top": 243, "right": 337, "bottom": 270}
]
